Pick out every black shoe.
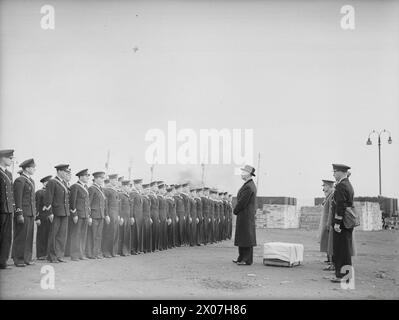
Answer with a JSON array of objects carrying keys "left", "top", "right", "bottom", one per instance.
[
  {"left": 14, "top": 263, "right": 26, "bottom": 267},
  {"left": 25, "top": 261, "right": 35, "bottom": 266},
  {"left": 236, "top": 261, "right": 250, "bottom": 266},
  {"left": 57, "top": 258, "right": 66, "bottom": 263},
  {"left": 232, "top": 259, "right": 238, "bottom": 263},
  {"left": 48, "top": 259, "right": 59, "bottom": 263}
]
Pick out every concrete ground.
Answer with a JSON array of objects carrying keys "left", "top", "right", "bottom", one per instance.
[{"left": 0, "top": 228, "right": 398, "bottom": 299}]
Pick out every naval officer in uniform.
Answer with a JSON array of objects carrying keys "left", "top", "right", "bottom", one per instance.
[
  {"left": 44, "top": 164, "right": 72, "bottom": 263},
  {"left": 330, "top": 164, "right": 355, "bottom": 283},
  {"left": 0, "top": 149, "right": 15, "bottom": 269},
  {"left": 86, "top": 171, "right": 106, "bottom": 259},
  {"left": 102, "top": 174, "right": 120, "bottom": 258},
  {"left": 130, "top": 179, "right": 144, "bottom": 254},
  {"left": 12, "top": 158, "right": 36, "bottom": 267},
  {"left": 35, "top": 175, "right": 52, "bottom": 260},
  {"left": 68, "top": 169, "right": 91, "bottom": 261}
]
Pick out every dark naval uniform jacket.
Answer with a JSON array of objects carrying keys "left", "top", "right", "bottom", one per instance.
[
  {"left": 118, "top": 191, "right": 131, "bottom": 221},
  {"left": 332, "top": 177, "right": 354, "bottom": 227},
  {"left": 69, "top": 181, "right": 90, "bottom": 218},
  {"left": 104, "top": 187, "right": 120, "bottom": 219},
  {"left": 44, "top": 176, "right": 70, "bottom": 216},
  {"left": 88, "top": 183, "right": 106, "bottom": 219},
  {"left": 130, "top": 190, "right": 143, "bottom": 223},
  {"left": 0, "top": 168, "right": 14, "bottom": 214},
  {"left": 13, "top": 173, "right": 36, "bottom": 217},
  {"left": 35, "top": 188, "right": 47, "bottom": 220}
]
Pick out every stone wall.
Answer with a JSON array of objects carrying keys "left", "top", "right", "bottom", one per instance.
[
  {"left": 354, "top": 201, "right": 383, "bottom": 231},
  {"left": 299, "top": 206, "right": 322, "bottom": 230},
  {"left": 256, "top": 204, "right": 299, "bottom": 229},
  {"left": 298, "top": 202, "right": 383, "bottom": 231}
]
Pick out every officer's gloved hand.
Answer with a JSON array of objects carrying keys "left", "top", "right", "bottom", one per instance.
[
  {"left": 130, "top": 217, "right": 135, "bottom": 225},
  {"left": 48, "top": 214, "right": 54, "bottom": 223},
  {"left": 150, "top": 218, "right": 153, "bottom": 224},
  {"left": 176, "top": 217, "right": 179, "bottom": 223},
  {"left": 119, "top": 218, "right": 124, "bottom": 226},
  {"left": 88, "top": 217, "right": 93, "bottom": 226},
  {"left": 196, "top": 218, "right": 199, "bottom": 224},
  {"left": 73, "top": 216, "right": 78, "bottom": 224},
  {"left": 16, "top": 215, "right": 24, "bottom": 224},
  {"left": 105, "top": 216, "right": 111, "bottom": 224},
  {"left": 35, "top": 219, "right": 41, "bottom": 227}
]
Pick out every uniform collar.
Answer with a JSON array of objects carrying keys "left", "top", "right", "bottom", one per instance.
[
  {"left": 22, "top": 172, "right": 34, "bottom": 184},
  {"left": 335, "top": 176, "right": 347, "bottom": 186},
  {"left": 22, "top": 172, "right": 31, "bottom": 179}
]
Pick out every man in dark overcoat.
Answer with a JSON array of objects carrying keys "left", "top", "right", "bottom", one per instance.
[{"left": 233, "top": 165, "right": 257, "bottom": 266}]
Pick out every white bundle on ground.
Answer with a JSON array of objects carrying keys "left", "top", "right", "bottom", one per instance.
[
  {"left": 261, "top": 204, "right": 299, "bottom": 229},
  {"left": 354, "top": 201, "right": 382, "bottom": 231},
  {"left": 263, "top": 242, "right": 304, "bottom": 267}
]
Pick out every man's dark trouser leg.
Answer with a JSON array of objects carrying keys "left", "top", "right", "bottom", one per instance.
[
  {"left": 0, "top": 213, "right": 12, "bottom": 267},
  {"left": 238, "top": 246, "right": 253, "bottom": 265},
  {"left": 36, "top": 218, "right": 50, "bottom": 258},
  {"left": 333, "top": 227, "right": 353, "bottom": 278}
]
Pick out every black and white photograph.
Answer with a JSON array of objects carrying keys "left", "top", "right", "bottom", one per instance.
[{"left": 0, "top": 0, "right": 398, "bottom": 304}]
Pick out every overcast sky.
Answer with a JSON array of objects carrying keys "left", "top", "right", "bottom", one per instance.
[{"left": 1, "top": 0, "right": 398, "bottom": 205}]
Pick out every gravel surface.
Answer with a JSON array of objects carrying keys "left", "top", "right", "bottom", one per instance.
[{"left": 1, "top": 229, "right": 398, "bottom": 299}]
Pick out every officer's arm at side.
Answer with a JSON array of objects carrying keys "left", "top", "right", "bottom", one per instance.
[
  {"left": 43, "top": 180, "right": 55, "bottom": 214},
  {"left": 333, "top": 183, "right": 346, "bottom": 225},
  {"left": 69, "top": 185, "right": 78, "bottom": 216},
  {"left": 233, "top": 185, "right": 252, "bottom": 215},
  {"left": 13, "top": 178, "right": 24, "bottom": 216}
]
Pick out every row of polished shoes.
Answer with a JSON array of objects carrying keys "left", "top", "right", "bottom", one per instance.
[{"left": 0, "top": 260, "right": 37, "bottom": 268}]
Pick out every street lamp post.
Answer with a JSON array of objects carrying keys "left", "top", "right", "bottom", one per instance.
[{"left": 366, "top": 129, "right": 393, "bottom": 196}]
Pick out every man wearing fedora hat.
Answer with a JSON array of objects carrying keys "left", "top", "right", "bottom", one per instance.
[{"left": 233, "top": 165, "right": 257, "bottom": 266}]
